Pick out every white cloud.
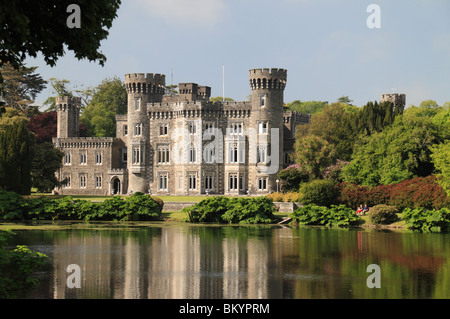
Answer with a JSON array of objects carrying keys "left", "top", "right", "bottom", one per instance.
[{"left": 136, "top": 0, "right": 227, "bottom": 28}]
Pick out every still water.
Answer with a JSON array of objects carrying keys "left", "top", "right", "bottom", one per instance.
[{"left": 6, "top": 222, "right": 450, "bottom": 299}]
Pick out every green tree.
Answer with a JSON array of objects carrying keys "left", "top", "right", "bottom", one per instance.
[
  {"left": 0, "top": 108, "right": 35, "bottom": 195},
  {"left": 287, "top": 100, "right": 328, "bottom": 115},
  {"left": 80, "top": 76, "right": 127, "bottom": 137},
  {"left": 342, "top": 114, "right": 444, "bottom": 186},
  {"left": 431, "top": 141, "right": 450, "bottom": 196},
  {"left": 30, "top": 142, "right": 65, "bottom": 193},
  {"left": 293, "top": 135, "right": 337, "bottom": 180},
  {"left": 0, "top": 63, "right": 47, "bottom": 115},
  {"left": 0, "top": 0, "right": 121, "bottom": 70},
  {"left": 307, "top": 102, "right": 358, "bottom": 161},
  {"left": 210, "top": 96, "right": 235, "bottom": 102}
]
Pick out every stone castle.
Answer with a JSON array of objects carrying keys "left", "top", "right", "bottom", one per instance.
[
  {"left": 53, "top": 68, "right": 312, "bottom": 195},
  {"left": 52, "top": 67, "right": 405, "bottom": 196}
]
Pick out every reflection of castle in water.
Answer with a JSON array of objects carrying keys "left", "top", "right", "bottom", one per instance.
[{"left": 52, "top": 227, "right": 276, "bottom": 299}]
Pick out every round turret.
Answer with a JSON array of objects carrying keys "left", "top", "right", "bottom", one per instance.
[{"left": 56, "top": 96, "right": 81, "bottom": 138}]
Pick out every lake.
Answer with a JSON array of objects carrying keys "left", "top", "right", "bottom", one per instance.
[{"left": 5, "top": 222, "right": 450, "bottom": 299}]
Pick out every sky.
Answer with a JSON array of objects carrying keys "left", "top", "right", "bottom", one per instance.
[{"left": 26, "top": 0, "right": 450, "bottom": 109}]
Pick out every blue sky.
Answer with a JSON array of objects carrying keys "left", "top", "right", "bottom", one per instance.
[{"left": 26, "top": 0, "right": 450, "bottom": 108}]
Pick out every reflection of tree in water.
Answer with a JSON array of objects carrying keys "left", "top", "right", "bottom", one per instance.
[{"left": 342, "top": 230, "right": 447, "bottom": 298}]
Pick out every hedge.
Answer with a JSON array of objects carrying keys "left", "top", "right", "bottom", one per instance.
[
  {"left": 290, "top": 204, "right": 361, "bottom": 228},
  {"left": 183, "top": 196, "right": 275, "bottom": 224},
  {"left": 402, "top": 207, "right": 450, "bottom": 233},
  {"left": 0, "top": 191, "right": 163, "bottom": 221},
  {"left": 338, "top": 176, "right": 449, "bottom": 210}
]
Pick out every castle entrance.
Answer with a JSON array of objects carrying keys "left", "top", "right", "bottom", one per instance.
[{"left": 111, "top": 177, "right": 121, "bottom": 195}]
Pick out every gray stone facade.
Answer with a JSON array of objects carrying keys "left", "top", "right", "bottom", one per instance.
[{"left": 53, "top": 68, "right": 311, "bottom": 196}]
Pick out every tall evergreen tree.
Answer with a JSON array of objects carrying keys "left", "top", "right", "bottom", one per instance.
[{"left": 0, "top": 108, "right": 35, "bottom": 194}]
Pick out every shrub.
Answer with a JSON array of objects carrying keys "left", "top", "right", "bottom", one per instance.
[
  {"left": 183, "top": 196, "right": 229, "bottom": 223},
  {"left": 265, "top": 192, "right": 284, "bottom": 202},
  {"left": 290, "top": 204, "right": 361, "bottom": 228},
  {"left": 368, "top": 205, "right": 399, "bottom": 225},
  {"left": 337, "top": 176, "right": 450, "bottom": 210},
  {"left": 222, "top": 197, "right": 275, "bottom": 224},
  {"left": 0, "top": 191, "right": 27, "bottom": 220},
  {"left": 283, "top": 192, "right": 301, "bottom": 202},
  {"left": 299, "top": 179, "right": 339, "bottom": 207},
  {"left": 402, "top": 207, "right": 450, "bottom": 233},
  {"left": 183, "top": 196, "right": 275, "bottom": 224},
  {"left": 122, "top": 193, "right": 163, "bottom": 221},
  {"left": 277, "top": 164, "right": 308, "bottom": 192}
]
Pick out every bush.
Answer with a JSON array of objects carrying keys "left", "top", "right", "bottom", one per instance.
[
  {"left": 183, "top": 196, "right": 275, "bottom": 224},
  {"left": 338, "top": 176, "right": 450, "bottom": 210},
  {"left": 290, "top": 204, "right": 361, "bottom": 228},
  {"left": 222, "top": 197, "right": 275, "bottom": 224},
  {"left": 299, "top": 179, "right": 339, "bottom": 207},
  {"left": 402, "top": 207, "right": 450, "bottom": 233},
  {"left": 265, "top": 192, "right": 284, "bottom": 202},
  {"left": 0, "top": 191, "right": 27, "bottom": 220},
  {"left": 265, "top": 192, "right": 301, "bottom": 203},
  {"left": 0, "top": 192, "right": 163, "bottom": 221},
  {"left": 368, "top": 205, "right": 399, "bottom": 225}
]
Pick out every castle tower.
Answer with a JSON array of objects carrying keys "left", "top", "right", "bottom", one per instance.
[
  {"left": 381, "top": 93, "right": 406, "bottom": 112},
  {"left": 56, "top": 96, "right": 81, "bottom": 138},
  {"left": 248, "top": 68, "right": 287, "bottom": 193},
  {"left": 125, "top": 73, "right": 166, "bottom": 193}
]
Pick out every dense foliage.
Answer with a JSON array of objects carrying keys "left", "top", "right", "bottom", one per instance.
[
  {"left": 367, "top": 205, "right": 400, "bottom": 225},
  {"left": 299, "top": 179, "right": 339, "bottom": 207},
  {"left": 0, "top": 108, "right": 35, "bottom": 195},
  {"left": 338, "top": 176, "right": 449, "bottom": 210},
  {"left": 0, "top": 191, "right": 163, "bottom": 221},
  {"left": 290, "top": 204, "right": 361, "bottom": 228},
  {"left": 0, "top": 230, "right": 49, "bottom": 298},
  {"left": 183, "top": 196, "right": 275, "bottom": 224},
  {"left": 402, "top": 207, "right": 450, "bottom": 233}
]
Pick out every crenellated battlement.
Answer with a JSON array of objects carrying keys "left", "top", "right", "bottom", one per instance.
[
  {"left": 125, "top": 73, "right": 166, "bottom": 95},
  {"left": 55, "top": 96, "right": 81, "bottom": 110},
  {"left": 249, "top": 68, "right": 287, "bottom": 90}
]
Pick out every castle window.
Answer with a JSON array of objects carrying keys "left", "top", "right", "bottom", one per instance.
[
  {"left": 122, "top": 147, "right": 128, "bottom": 163},
  {"left": 229, "top": 144, "right": 238, "bottom": 163},
  {"left": 134, "top": 124, "right": 142, "bottom": 136},
  {"left": 257, "top": 146, "right": 267, "bottom": 163},
  {"left": 188, "top": 122, "right": 197, "bottom": 134},
  {"left": 79, "top": 175, "right": 87, "bottom": 188},
  {"left": 123, "top": 125, "right": 128, "bottom": 136},
  {"left": 228, "top": 142, "right": 244, "bottom": 163},
  {"left": 95, "top": 175, "right": 102, "bottom": 188},
  {"left": 134, "top": 98, "right": 141, "bottom": 111},
  {"left": 80, "top": 151, "right": 87, "bottom": 164},
  {"left": 132, "top": 146, "right": 144, "bottom": 164},
  {"left": 228, "top": 123, "right": 242, "bottom": 135},
  {"left": 204, "top": 146, "right": 215, "bottom": 163},
  {"left": 159, "top": 173, "right": 168, "bottom": 191},
  {"left": 95, "top": 152, "right": 102, "bottom": 165},
  {"left": 189, "top": 146, "right": 197, "bottom": 163},
  {"left": 64, "top": 151, "right": 71, "bottom": 165},
  {"left": 205, "top": 123, "right": 215, "bottom": 131},
  {"left": 204, "top": 174, "right": 213, "bottom": 191},
  {"left": 189, "top": 173, "right": 197, "bottom": 190},
  {"left": 229, "top": 173, "right": 238, "bottom": 191},
  {"left": 258, "top": 122, "right": 268, "bottom": 134},
  {"left": 158, "top": 146, "right": 170, "bottom": 164},
  {"left": 258, "top": 177, "right": 267, "bottom": 191},
  {"left": 63, "top": 175, "right": 71, "bottom": 188},
  {"left": 259, "top": 94, "right": 266, "bottom": 107},
  {"left": 159, "top": 124, "right": 168, "bottom": 136}
]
